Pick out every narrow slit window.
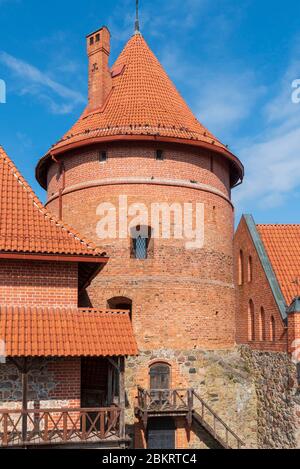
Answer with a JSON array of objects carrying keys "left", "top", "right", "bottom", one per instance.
[
  {"left": 156, "top": 150, "right": 164, "bottom": 161},
  {"left": 248, "top": 299, "right": 255, "bottom": 341},
  {"left": 99, "top": 151, "right": 107, "bottom": 162}
]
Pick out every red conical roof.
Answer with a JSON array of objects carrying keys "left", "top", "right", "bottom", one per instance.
[{"left": 36, "top": 33, "right": 243, "bottom": 187}]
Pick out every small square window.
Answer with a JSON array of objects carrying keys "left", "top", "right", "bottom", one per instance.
[
  {"left": 156, "top": 150, "right": 164, "bottom": 161},
  {"left": 99, "top": 151, "right": 107, "bottom": 162},
  {"left": 90, "top": 37, "right": 94, "bottom": 46}
]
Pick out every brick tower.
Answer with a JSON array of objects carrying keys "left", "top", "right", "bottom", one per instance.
[{"left": 36, "top": 26, "right": 246, "bottom": 448}]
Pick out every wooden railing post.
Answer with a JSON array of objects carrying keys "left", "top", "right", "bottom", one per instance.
[
  {"left": 44, "top": 413, "right": 49, "bottom": 442},
  {"left": 81, "top": 412, "right": 86, "bottom": 441},
  {"left": 21, "top": 358, "right": 28, "bottom": 444},
  {"left": 3, "top": 413, "right": 8, "bottom": 446},
  {"left": 119, "top": 357, "right": 126, "bottom": 439},
  {"left": 188, "top": 389, "right": 194, "bottom": 411},
  {"left": 63, "top": 412, "right": 68, "bottom": 441}
]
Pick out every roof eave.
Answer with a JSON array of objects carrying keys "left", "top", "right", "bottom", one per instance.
[
  {"left": 0, "top": 251, "right": 109, "bottom": 264},
  {"left": 36, "top": 135, "right": 244, "bottom": 190}
]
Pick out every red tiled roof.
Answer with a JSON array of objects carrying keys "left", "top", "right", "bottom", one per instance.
[
  {"left": 257, "top": 224, "right": 300, "bottom": 305},
  {"left": 0, "top": 306, "right": 138, "bottom": 357},
  {"left": 36, "top": 33, "right": 243, "bottom": 187},
  {"left": 0, "top": 146, "right": 103, "bottom": 258}
]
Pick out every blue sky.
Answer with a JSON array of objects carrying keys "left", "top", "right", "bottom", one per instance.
[{"left": 0, "top": 0, "right": 300, "bottom": 224}]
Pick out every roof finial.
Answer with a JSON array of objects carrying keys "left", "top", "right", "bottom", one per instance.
[{"left": 135, "top": 0, "right": 140, "bottom": 34}]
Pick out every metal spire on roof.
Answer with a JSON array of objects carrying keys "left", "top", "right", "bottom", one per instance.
[{"left": 135, "top": 0, "right": 140, "bottom": 34}]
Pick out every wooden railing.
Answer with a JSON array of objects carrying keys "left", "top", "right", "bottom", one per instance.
[
  {"left": 191, "top": 390, "right": 244, "bottom": 449},
  {"left": 0, "top": 407, "right": 122, "bottom": 447},
  {"left": 136, "top": 387, "right": 244, "bottom": 449},
  {"left": 137, "top": 387, "right": 190, "bottom": 412}
]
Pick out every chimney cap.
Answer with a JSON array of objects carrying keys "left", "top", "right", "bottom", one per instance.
[
  {"left": 287, "top": 296, "right": 300, "bottom": 314},
  {"left": 86, "top": 25, "right": 111, "bottom": 39}
]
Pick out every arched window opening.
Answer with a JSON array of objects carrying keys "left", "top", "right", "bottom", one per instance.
[
  {"left": 149, "top": 363, "right": 170, "bottom": 390},
  {"left": 238, "top": 250, "right": 244, "bottom": 285},
  {"left": 248, "top": 299, "right": 255, "bottom": 341},
  {"left": 270, "top": 316, "right": 276, "bottom": 342},
  {"left": 259, "top": 307, "right": 266, "bottom": 341},
  {"left": 130, "top": 225, "right": 153, "bottom": 259},
  {"left": 248, "top": 256, "right": 253, "bottom": 283},
  {"left": 107, "top": 297, "right": 132, "bottom": 319}
]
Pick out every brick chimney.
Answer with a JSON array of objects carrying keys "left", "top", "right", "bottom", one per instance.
[
  {"left": 287, "top": 297, "right": 300, "bottom": 356},
  {"left": 86, "top": 26, "right": 112, "bottom": 112}
]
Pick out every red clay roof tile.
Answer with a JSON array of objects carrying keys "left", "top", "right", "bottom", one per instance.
[
  {"left": 0, "top": 306, "right": 138, "bottom": 357},
  {"left": 0, "top": 146, "right": 103, "bottom": 258},
  {"left": 36, "top": 33, "right": 243, "bottom": 187},
  {"left": 257, "top": 224, "right": 300, "bottom": 305}
]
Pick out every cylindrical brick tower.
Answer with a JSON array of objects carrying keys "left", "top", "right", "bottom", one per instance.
[{"left": 36, "top": 25, "right": 245, "bottom": 446}]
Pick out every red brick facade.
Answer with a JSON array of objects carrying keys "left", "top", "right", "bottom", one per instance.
[
  {"left": 0, "top": 260, "right": 78, "bottom": 307},
  {"left": 46, "top": 142, "right": 236, "bottom": 351},
  {"left": 234, "top": 217, "right": 287, "bottom": 352}
]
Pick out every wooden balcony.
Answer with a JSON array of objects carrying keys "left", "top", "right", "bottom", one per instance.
[
  {"left": 0, "top": 406, "right": 127, "bottom": 448},
  {"left": 135, "top": 387, "right": 244, "bottom": 449}
]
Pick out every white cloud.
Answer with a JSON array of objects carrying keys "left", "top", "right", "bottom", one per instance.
[
  {"left": 234, "top": 48, "right": 300, "bottom": 212},
  {"left": 195, "top": 73, "right": 265, "bottom": 136},
  {"left": 0, "top": 51, "right": 85, "bottom": 114},
  {"left": 235, "top": 125, "right": 300, "bottom": 210}
]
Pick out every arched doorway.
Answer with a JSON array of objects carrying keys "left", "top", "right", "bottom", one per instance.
[{"left": 107, "top": 297, "right": 132, "bottom": 318}]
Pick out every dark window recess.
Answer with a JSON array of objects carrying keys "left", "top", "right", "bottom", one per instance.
[
  {"left": 156, "top": 150, "right": 164, "bottom": 160},
  {"left": 99, "top": 151, "right": 107, "bottom": 162},
  {"left": 95, "top": 33, "right": 100, "bottom": 42},
  {"left": 90, "top": 37, "right": 94, "bottom": 46},
  {"left": 107, "top": 297, "right": 132, "bottom": 319},
  {"left": 147, "top": 418, "right": 175, "bottom": 449},
  {"left": 210, "top": 155, "right": 214, "bottom": 173}
]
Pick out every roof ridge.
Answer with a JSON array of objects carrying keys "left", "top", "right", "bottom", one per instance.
[
  {"left": 0, "top": 146, "right": 101, "bottom": 255},
  {"left": 258, "top": 224, "right": 300, "bottom": 227}
]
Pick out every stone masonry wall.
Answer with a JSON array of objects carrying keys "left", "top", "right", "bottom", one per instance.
[
  {"left": 125, "top": 348, "right": 258, "bottom": 449},
  {"left": 241, "top": 345, "right": 299, "bottom": 448},
  {"left": 0, "top": 358, "right": 81, "bottom": 410},
  {"left": 127, "top": 347, "right": 300, "bottom": 449}
]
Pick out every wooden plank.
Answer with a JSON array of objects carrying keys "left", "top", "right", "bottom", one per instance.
[
  {"left": 21, "top": 358, "right": 28, "bottom": 444},
  {"left": 119, "top": 357, "right": 126, "bottom": 439}
]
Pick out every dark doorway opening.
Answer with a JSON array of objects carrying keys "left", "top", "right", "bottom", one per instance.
[
  {"left": 81, "top": 358, "right": 108, "bottom": 408},
  {"left": 147, "top": 417, "right": 176, "bottom": 449},
  {"left": 107, "top": 297, "right": 132, "bottom": 319}
]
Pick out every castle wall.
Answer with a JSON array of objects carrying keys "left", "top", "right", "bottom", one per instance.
[
  {"left": 46, "top": 143, "right": 235, "bottom": 350},
  {"left": 241, "top": 346, "right": 298, "bottom": 448},
  {"left": 234, "top": 217, "right": 287, "bottom": 351},
  {"left": 126, "top": 348, "right": 258, "bottom": 449},
  {"left": 0, "top": 358, "right": 81, "bottom": 410},
  {"left": 0, "top": 260, "right": 78, "bottom": 307}
]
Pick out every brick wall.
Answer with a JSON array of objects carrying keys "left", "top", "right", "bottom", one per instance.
[
  {"left": 234, "top": 217, "right": 287, "bottom": 352},
  {"left": 0, "top": 259, "right": 78, "bottom": 307},
  {"left": 47, "top": 143, "right": 231, "bottom": 200},
  {"left": 46, "top": 142, "right": 236, "bottom": 350}
]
